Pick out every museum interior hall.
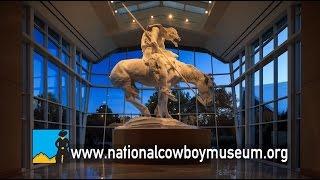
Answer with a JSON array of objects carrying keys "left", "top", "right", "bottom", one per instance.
[{"left": 1, "top": 1, "right": 320, "bottom": 179}]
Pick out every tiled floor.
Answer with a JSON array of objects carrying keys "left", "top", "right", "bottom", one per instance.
[{"left": 15, "top": 160, "right": 305, "bottom": 179}]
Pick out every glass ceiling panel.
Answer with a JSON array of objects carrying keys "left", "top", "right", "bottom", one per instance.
[
  {"left": 113, "top": 1, "right": 210, "bottom": 15},
  {"left": 163, "top": 1, "right": 185, "bottom": 11},
  {"left": 185, "top": 4, "right": 206, "bottom": 14},
  {"left": 139, "top": 1, "right": 161, "bottom": 10},
  {"left": 117, "top": 5, "right": 138, "bottom": 14}
]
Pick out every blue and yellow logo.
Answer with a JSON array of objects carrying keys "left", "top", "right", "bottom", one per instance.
[{"left": 32, "top": 130, "right": 70, "bottom": 164}]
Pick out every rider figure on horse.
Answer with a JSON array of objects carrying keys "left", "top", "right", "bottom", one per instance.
[{"left": 141, "top": 24, "right": 181, "bottom": 101}]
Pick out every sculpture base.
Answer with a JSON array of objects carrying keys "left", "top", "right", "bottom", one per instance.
[
  {"left": 116, "top": 116, "right": 197, "bottom": 129},
  {"left": 113, "top": 118, "right": 212, "bottom": 164}
]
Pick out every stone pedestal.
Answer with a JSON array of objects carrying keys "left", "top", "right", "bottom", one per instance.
[
  {"left": 112, "top": 117, "right": 212, "bottom": 163},
  {"left": 112, "top": 117, "right": 212, "bottom": 164}
]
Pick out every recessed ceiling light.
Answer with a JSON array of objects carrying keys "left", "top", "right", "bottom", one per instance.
[
  {"left": 114, "top": 10, "right": 118, "bottom": 13},
  {"left": 205, "top": 10, "right": 208, "bottom": 14},
  {"left": 209, "top": 1, "right": 212, "bottom": 3},
  {"left": 151, "top": 15, "right": 154, "bottom": 19},
  {"left": 168, "top": 14, "right": 173, "bottom": 19},
  {"left": 185, "top": 18, "right": 189, "bottom": 22},
  {"left": 111, "top": 1, "right": 114, "bottom": 3}
]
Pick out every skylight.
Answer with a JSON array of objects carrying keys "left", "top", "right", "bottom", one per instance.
[{"left": 111, "top": 1, "right": 211, "bottom": 15}]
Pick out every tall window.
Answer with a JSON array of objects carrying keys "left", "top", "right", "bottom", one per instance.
[
  {"left": 243, "top": 15, "right": 289, "bottom": 165},
  {"left": 31, "top": 15, "right": 91, "bottom": 134}
]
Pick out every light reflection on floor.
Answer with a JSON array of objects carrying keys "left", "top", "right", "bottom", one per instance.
[{"left": 16, "top": 160, "right": 305, "bottom": 179}]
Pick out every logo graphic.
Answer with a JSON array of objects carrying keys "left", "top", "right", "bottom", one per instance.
[{"left": 32, "top": 129, "right": 70, "bottom": 164}]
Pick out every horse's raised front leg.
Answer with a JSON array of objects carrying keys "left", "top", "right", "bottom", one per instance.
[{"left": 124, "top": 85, "right": 151, "bottom": 117}]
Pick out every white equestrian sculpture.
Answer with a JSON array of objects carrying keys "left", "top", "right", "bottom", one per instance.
[{"left": 109, "top": 24, "right": 214, "bottom": 119}]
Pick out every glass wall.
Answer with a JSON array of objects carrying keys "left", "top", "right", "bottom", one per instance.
[
  {"left": 254, "top": 17, "right": 288, "bottom": 164},
  {"left": 230, "top": 14, "right": 294, "bottom": 165},
  {"left": 87, "top": 48, "right": 235, "bottom": 149},
  {"left": 31, "top": 15, "right": 91, "bottom": 148}
]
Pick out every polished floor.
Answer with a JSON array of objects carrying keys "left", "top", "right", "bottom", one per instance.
[{"left": 15, "top": 160, "right": 305, "bottom": 179}]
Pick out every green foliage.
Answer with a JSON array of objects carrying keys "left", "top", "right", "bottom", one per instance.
[
  {"left": 34, "top": 92, "right": 59, "bottom": 121},
  {"left": 86, "top": 104, "right": 120, "bottom": 126},
  {"left": 85, "top": 104, "right": 120, "bottom": 148}
]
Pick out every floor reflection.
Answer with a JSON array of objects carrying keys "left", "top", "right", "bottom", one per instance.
[{"left": 16, "top": 159, "right": 305, "bottom": 179}]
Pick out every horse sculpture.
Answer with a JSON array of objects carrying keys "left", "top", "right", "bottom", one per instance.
[{"left": 109, "top": 58, "right": 214, "bottom": 119}]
